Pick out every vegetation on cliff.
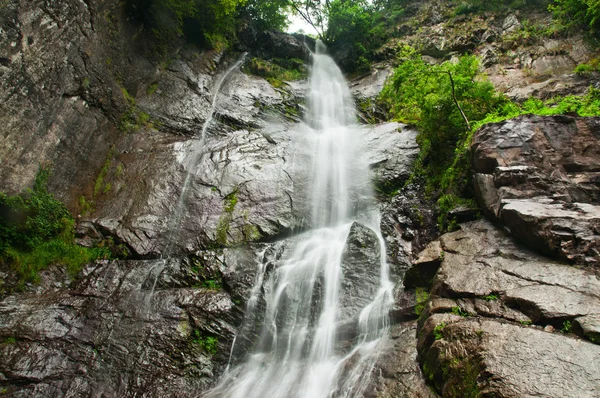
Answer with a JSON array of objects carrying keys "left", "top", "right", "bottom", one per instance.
[
  {"left": 0, "top": 168, "right": 111, "bottom": 286},
  {"left": 380, "top": 43, "right": 600, "bottom": 229}
]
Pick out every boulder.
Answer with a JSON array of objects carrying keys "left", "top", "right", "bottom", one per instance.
[
  {"left": 339, "top": 222, "right": 382, "bottom": 321},
  {"left": 471, "top": 114, "right": 600, "bottom": 267},
  {"left": 419, "top": 315, "right": 600, "bottom": 398},
  {"left": 415, "top": 220, "right": 600, "bottom": 396},
  {"left": 0, "top": 257, "right": 239, "bottom": 397}
]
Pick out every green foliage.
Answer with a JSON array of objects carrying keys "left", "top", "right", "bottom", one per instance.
[
  {"left": 241, "top": 0, "right": 290, "bottom": 32},
  {"left": 433, "top": 322, "right": 446, "bottom": 340},
  {"left": 562, "top": 320, "right": 573, "bottom": 333},
  {"left": 245, "top": 57, "right": 307, "bottom": 88},
  {"left": 325, "top": 0, "right": 378, "bottom": 73},
  {"left": 3, "top": 337, "right": 16, "bottom": 344},
  {"left": 191, "top": 330, "right": 218, "bottom": 355},
  {"left": 119, "top": 88, "right": 155, "bottom": 133},
  {"left": 502, "top": 18, "right": 564, "bottom": 47},
  {"left": 451, "top": 306, "right": 470, "bottom": 317},
  {"left": 550, "top": 0, "right": 600, "bottom": 35},
  {"left": 483, "top": 293, "right": 499, "bottom": 301},
  {"left": 574, "top": 58, "right": 600, "bottom": 74},
  {"left": 381, "top": 45, "right": 600, "bottom": 230},
  {"left": 0, "top": 167, "right": 111, "bottom": 284},
  {"left": 415, "top": 287, "right": 430, "bottom": 316},
  {"left": 202, "top": 279, "right": 222, "bottom": 290},
  {"left": 147, "top": 82, "right": 159, "bottom": 95},
  {"left": 127, "top": 0, "right": 245, "bottom": 50}
]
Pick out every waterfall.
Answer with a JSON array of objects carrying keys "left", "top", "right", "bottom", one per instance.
[
  {"left": 165, "top": 53, "right": 247, "bottom": 257},
  {"left": 205, "top": 42, "right": 393, "bottom": 398}
]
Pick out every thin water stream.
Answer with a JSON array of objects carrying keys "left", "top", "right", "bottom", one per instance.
[
  {"left": 205, "top": 42, "right": 393, "bottom": 398},
  {"left": 164, "top": 53, "right": 247, "bottom": 258}
]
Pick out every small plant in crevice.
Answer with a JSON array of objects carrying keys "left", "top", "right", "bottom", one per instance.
[
  {"left": 434, "top": 322, "right": 447, "bottom": 340},
  {"left": 451, "top": 306, "right": 470, "bottom": 317},
  {"left": 119, "top": 87, "right": 155, "bottom": 134},
  {"left": 561, "top": 320, "right": 572, "bottom": 333},
  {"left": 0, "top": 166, "right": 111, "bottom": 285},
  {"left": 191, "top": 330, "right": 218, "bottom": 356},
  {"left": 483, "top": 293, "right": 499, "bottom": 301},
  {"left": 415, "top": 287, "right": 430, "bottom": 316}
]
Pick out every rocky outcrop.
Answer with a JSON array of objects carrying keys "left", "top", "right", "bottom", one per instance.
[
  {"left": 339, "top": 222, "right": 382, "bottom": 321},
  {"left": 375, "top": 0, "right": 597, "bottom": 101},
  {"left": 0, "top": 256, "right": 239, "bottom": 397},
  {"left": 413, "top": 220, "right": 600, "bottom": 397},
  {"left": 472, "top": 114, "right": 600, "bottom": 268}
]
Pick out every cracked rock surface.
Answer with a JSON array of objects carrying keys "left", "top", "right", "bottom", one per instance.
[
  {"left": 413, "top": 219, "right": 600, "bottom": 397},
  {"left": 472, "top": 114, "right": 600, "bottom": 268}
]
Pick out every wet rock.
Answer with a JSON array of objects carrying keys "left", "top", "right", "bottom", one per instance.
[
  {"left": 362, "top": 122, "right": 420, "bottom": 190},
  {"left": 472, "top": 114, "right": 600, "bottom": 267},
  {"left": 363, "top": 321, "right": 437, "bottom": 398},
  {"left": 254, "top": 30, "right": 312, "bottom": 61},
  {"left": 380, "top": 183, "right": 439, "bottom": 280},
  {"left": 0, "top": 258, "right": 240, "bottom": 397},
  {"left": 403, "top": 241, "right": 443, "bottom": 289},
  {"left": 419, "top": 315, "right": 600, "bottom": 398},
  {"left": 339, "top": 222, "right": 382, "bottom": 321}
]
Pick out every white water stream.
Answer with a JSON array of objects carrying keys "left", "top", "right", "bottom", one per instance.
[{"left": 205, "top": 42, "right": 393, "bottom": 398}]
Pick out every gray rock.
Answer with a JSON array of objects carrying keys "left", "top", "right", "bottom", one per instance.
[
  {"left": 0, "top": 257, "right": 239, "bottom": 397},
  {"left": 403, "top": 241, "right": 442, "bottom": 289},
  {"left": 502, "top": 14, "right": 522, "bottom": 33},
  {"left": 339, "top": 222, "right": 382, "bottom": 321},
  {"left": 363, "top": 321, "right": 438, "bottom": 398},
  {"left": 419, "top": 315, "right": 600, "bottom": 397},
  {"left": 471, "top": 114, "right": 600, "bottom": 267}
]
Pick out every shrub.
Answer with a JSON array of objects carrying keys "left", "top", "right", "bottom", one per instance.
[
  {"left": 0, "top": 167, "right": 111, "bottom": 284},
  {"left": 380, "top": 45, "right": 600, "bottom": 230},
  {"left": 549, "top": 0, "right": 600, "bottom": 35}
]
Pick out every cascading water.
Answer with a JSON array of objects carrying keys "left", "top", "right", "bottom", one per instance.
[
  {"left": 205, "top": 42, "right": 393, "bottom": 398},
  {"left": 165, "top": 53, "right": 247, "bottom": 257}
]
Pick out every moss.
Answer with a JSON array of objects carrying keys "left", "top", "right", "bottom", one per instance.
[
  {"left": 78, "top": 195, "right": 93, "bottom": 215},
  {"left": 244, "top": 57, "right": 307, "bottom": 89},
  {"left": 147, "top": 82, "right": 159, "bottom": 95},
  {"left": 94, "top": 146, "right": 116, "bottom": 196},
  {"left": 190, "top": 330, "right": 218, "bottom": 356},
  {"left": 415, "top": 287, "right": 430, "bottom": 316},
  {"left": 119, "top": 86, "right": 156, "bottom": 133},
  {"left": 433, "top": 322, "right": 447, "bottom": 340}
]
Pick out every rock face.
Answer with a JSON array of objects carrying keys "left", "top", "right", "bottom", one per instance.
[
  {"left": 0, "top": 257, "right": 239, "bottom": 397},
  {"left": 0, "top": 1, "right": 425, "bottom": 396},
  {"left": 413, "top": 220, "right": 600, "bottom": 397},
  {"left": 471, "top": 114, "right": 600, "bottom": 268},
  {"left": 339, "top": 222, "right": 382, "bottom": 321},
  {"left": 376, "top": 1, "right": 598, "bottom": 101}
]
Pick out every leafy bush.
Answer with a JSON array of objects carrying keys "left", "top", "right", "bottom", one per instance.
[
  {"left": 549, "top": 0, "right": 600, "bottom": 35},
  {"left": 380, "top": 46, "right": 508, "bottom": 196},
  {"left": 244, "top": 57, "right": 307, "bottom": 87},
  {"left": 380, "top": 45, "right": 600, "bottom": 230},
  {"left": 0, "top": 167, "right": 111, "bottom": 284}
]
